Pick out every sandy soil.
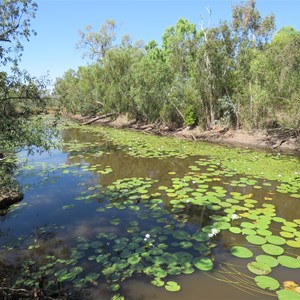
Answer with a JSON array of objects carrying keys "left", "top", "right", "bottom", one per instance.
[{"left": 69, "top": 114, "right": 300, "bottom": 155}]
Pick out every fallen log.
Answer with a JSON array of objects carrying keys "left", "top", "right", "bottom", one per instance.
[{"left": 82, "top": 113, "right": 115, "bottom": 125}]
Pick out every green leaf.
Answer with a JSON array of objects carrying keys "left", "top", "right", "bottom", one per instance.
[
  {"left": 151, "top": 277, "right": 165, "bottom": 287},
  {"left": 266, "top": 235, "right": 286, "bottom": 245},
  {"left": 247, "top": 262, "right": 272, "bottom": 275},
  {"left": 165, "top": 281, "right": 181, "bottom": 292},
  {"left": 277, "top": 289, "right": 300, "bottom": 300},
  {"left": 256, "top": 255, "right": 279, "bottom": 268},
  {"left": 230, "top": 246, "right": 253, "bottom": 258},
  {"left": 278, "top": 255, "right": 300, "bottom": 269},
  {"left": 246, "top": 235, "right": 266, "bottom": 245},
  {"left": 193, "top": 257, "right": 213, "bottom": 271},
  {"left": 262, "top": 244, "right": 284, "bottom": 256},
  {"left": 255, "top": 275, "right": 280, "bottom": 290}
]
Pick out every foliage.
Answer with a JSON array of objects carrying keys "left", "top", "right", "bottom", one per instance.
[
  {"left": 0, "top": 0, "right": 37, "bottom": 68},
  {"left": 55, "top": 0, "right": 300, "bottom": 132},
  {"left": 0, "top": 0, "right": 58, "bottom": 153}
]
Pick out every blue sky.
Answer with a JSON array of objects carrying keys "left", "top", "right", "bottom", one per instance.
[{"left": 18, "top": 0, "right": 300, "bottom": 83}]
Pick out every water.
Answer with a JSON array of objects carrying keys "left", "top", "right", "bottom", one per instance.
[{"left": 1, "top": 125, "right": 300, "bottom": 300}]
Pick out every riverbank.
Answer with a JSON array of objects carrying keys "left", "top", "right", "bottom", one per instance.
[{"left": 68, "top": 114, "right": 300, "bottom": 155}]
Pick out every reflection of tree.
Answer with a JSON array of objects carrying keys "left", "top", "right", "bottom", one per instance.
[
  {"left": 0, "top": 226, "right": 83, "bottom": 299},
  {"left": 0, "top": 156, "right": 23, "bottom": 210}
]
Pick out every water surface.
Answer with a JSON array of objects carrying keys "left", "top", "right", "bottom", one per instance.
[{"left": 1, "top": 125, "right": 300, "bottom": 300}]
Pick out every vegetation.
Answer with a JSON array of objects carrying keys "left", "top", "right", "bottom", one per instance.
[
  {"left": 0, "top": 0, "right": 57, "bottom": 211},
  {"left": 0, "top": 0, "right": 57, "bottom": 153},
  {"left": 54, "top": 0, "right": 300, "bottom": 132}
]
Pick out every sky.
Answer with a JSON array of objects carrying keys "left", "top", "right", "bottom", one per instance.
[{"left": 16, "top": 0, "right": 300, "bottom": 83}]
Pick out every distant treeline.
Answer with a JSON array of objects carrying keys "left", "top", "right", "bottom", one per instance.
[{"left": 54, "top": 0, "right": 300, "bottom": 130}]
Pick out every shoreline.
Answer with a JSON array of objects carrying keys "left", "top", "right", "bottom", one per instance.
[{"left": 67, "top": 114, "right": 300, "bottom": 156}]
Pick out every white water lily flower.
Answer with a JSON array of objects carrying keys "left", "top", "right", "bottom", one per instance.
[
  {"left": 208, "top": 233, "right": 214, "bottom": 238},
  {"left": 231, "top": 214, "right": 240, "bottom": 220},
  {"left": 144, "top": 238, "right": 148, "bottom": 241},
  {"left": 145, "top": 233, "right": 150, "bottom": 239},
  {"left": 211, "top": 228, "right": 218, "bottom": 235}
]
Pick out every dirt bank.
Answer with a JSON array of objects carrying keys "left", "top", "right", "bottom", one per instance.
[{"left": 68, "top": 114, "right": 300, "bottom": 155}]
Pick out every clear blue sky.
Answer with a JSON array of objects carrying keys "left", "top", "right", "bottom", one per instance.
[{"left": 18, "top": 0, "right": 300, "bottom": 83}]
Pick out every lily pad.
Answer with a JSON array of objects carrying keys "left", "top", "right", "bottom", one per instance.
[
  {"left": 266, "top": 235, "right": 286, "bottom": 245},
  {"left": 229, "top": 227, "right": 242, "bottom": 234},
  {"left": 246, "top": 235, "right": 266, "bottom": 245},
  {"left": 262, "top": 244, "right": 284, "bottom": 256},
  {"left": 172, "top": 230, "right": 190, "bottom": 240},
  {"left": 151, "top": 277, "right": 165, "bottom": 287},
  {"left": 193, "top": 257, "right": 213, "bottom": 271},
  {"left": 165, "top": 281, "right": 181, "bottom": 292},
  {"left": 255, "top": 275, "right": 280, "bottom": 290},
  {"left": 230, "top": 246, "right": 253, "bottom": 258},
  {"left": 277, "top": 289, "right": 300, "bottom": 300},
  {"left": 247, "top": 262, "right": 272, "bottom": 275},
  {"left": 286, "top": 240, "right": 300, "bottom": 248},
  {"left": 256, "top": 255, "right": 279, "bottom": 267},
  {"left": 278, "top": 255, "right": 300, "bottom": 269}
]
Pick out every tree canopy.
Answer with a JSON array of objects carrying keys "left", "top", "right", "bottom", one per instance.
[
  {"left": 0, "top": 0, "right": 57, "bottom": 153},
  {"left": 55, "top": 0, "right": 300, "bottom": 131}
]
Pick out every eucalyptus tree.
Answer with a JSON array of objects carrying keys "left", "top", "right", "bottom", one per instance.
[
  {"left": 77, "top": 19, "right": 117, "bottom": 63},
  {"left": 130, "top": 43, "right": 173, "bottom": 123},
  {"left": 249, "top": 27, "right": 300, "bottom": 128},
  {"left": 161, "top": 18, "right": 200, "bottom": 127},
  {"left": 230, "top": 0, "right": 275, "bottom": 128},
  {"left": 102, "top": 40, "right": 144, "bottom": 116}
]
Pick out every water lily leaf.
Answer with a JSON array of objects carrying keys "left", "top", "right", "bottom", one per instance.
[
  {"left": 165, "top": 281, "right": 181, "bottom": 292},
  {"left": 192, "top": 232, "right": 209, "bottom": 241},
  {"left": 151, "top": 277, "right": 165, "bottom": 287},
  {"left": 255, "top": 275, "right": 280, "bottom": 290},
  {"left": 174, "top": 252, "right": 193, "bottom": 264},
  {"left": 273, "top": 217, "right": 286, "bottom": 223},
  {"left": 277, "top": 289, "right": 300, "bottom": 300},
  {"left": 256, "top": 255, "right": 279, "bottom": 268},
  {"left": 110, "top": 218, "right": 121, "bottom": 225},
  {"left": 229, "top": 227, "right": 242, "bottom": 234},
  {"left": 109, "top": 283, "right": 120, "bottom": 292},
  {"left": 172, "top": 230, "right": 190, "bottom": 240},
  {"left": 241, "top": 222, "right": 256, "bottom": 229},
  {"left": 246, "top": 235, "right": 266, "bottom": 245},
  {"left": 281, "top": 226, "right": 296, "bottom": 233},
  {"left": 242, "top": 228, "right": 257, "bottom": 236},
  {"left": 257, "top": 229, "right": 272, "bottom": 237},
  {"left": 113, "top": 259, "right": 129, "bottom": 271},
  {"left": 280, "top": 232, "right": 294, "bottom": 238},
  {"left": 247, "top": 262, "right": 272, "bottom": 275},
  {"left": 266, "top": 235, "right": 286, "bottom": 245},
  {"left": 278, "top": 255, "right": 300, "bottom": 269},
  {"left": 230, "top": 246, "right": 253, "bottom": 258},
  {"left": 193, "top": 257, "right": 213, "bottom": 271},
  {"left": 153, "top": 268, "right": 168, "bottom": 278},
  {"left": 286, "top": 240, "right": 300, "bottom": 248},
  {"left": 128, "top": 254, "right": 141, "bottom": 265},
  {"left": 77, "top": 243, "right": 90, "bottom": 250},
  {"left": 262, "top": 244, "right": 284, "bottom": 256},
  {"left": 85, "top": 272, "right": 100, "bottom": 282},
  {"left": 167, "top": 265, "right": 181, "bottom": 275},
  {"left": 149, "top": 247, "right": 163, "bottom": 256}
]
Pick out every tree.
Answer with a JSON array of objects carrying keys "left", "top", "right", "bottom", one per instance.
[
  {"left": 77, "top": 19, "right": 117, "bottom": 63},
  {"left": 230, "top": 0, "right": 275, "bottom": 128},
  {"left": 0, "top": 0, "right": 37, "bottom": 68}
]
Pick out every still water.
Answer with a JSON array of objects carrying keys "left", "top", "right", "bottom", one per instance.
[{"left": 1, "top": 125, "right": 300, "bottom": 300}]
